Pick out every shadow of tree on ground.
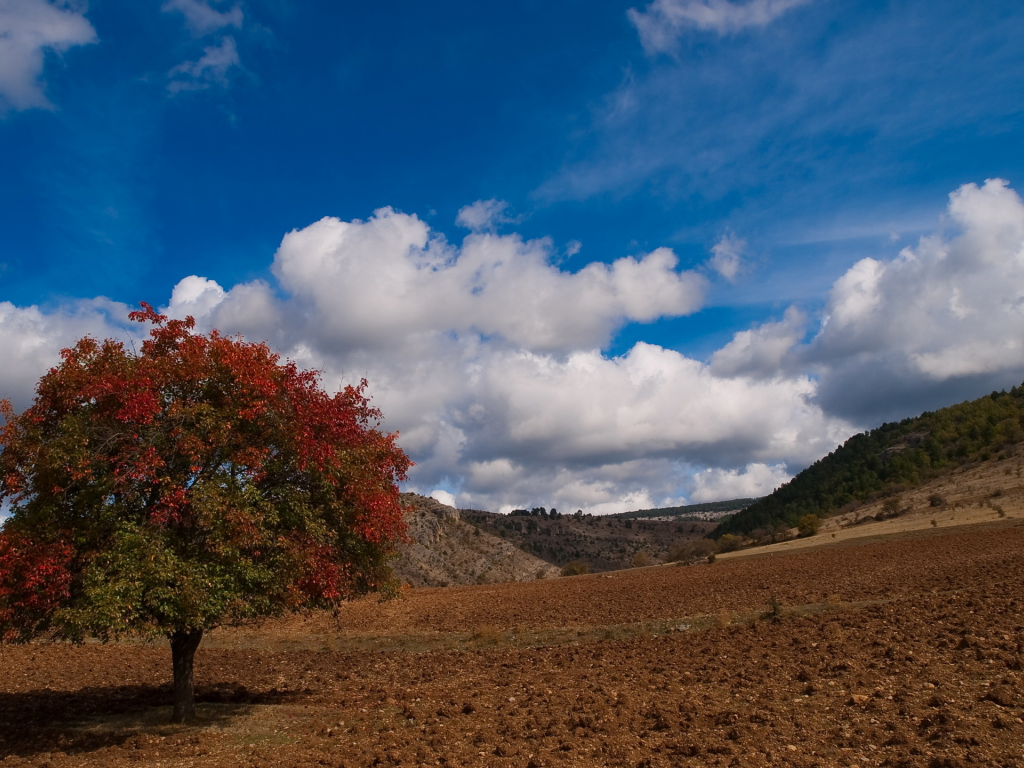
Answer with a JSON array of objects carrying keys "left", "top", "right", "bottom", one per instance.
[{"left": 0, "top": 682, "right": 303, "bottom": 758}]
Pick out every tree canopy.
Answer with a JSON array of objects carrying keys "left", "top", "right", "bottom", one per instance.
[{"left": 0, "top": 305, "right": 410, "bottom": 721}]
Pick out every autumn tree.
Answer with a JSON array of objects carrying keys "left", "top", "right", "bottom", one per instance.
[{"left": 0, "top": 305, "right": 410, "bottom": 722}]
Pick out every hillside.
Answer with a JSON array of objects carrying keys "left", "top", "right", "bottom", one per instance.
[
  {"left": 715, "top": 383, "right": 1024, "bottom": 538},
  {"left": 612, "top": 497, "right": 755, "bottom": 520},
  {"left": 459, "top": 508, "right": 716, "bottom": 571},
  {"left": 717, "top": 452, "right": 1024, "bottom": 559},
  {"left": 393, "top": 494, "right": 560, "bottom": 586}
]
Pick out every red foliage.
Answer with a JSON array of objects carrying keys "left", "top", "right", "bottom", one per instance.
[
  {"left": 0, "top": 304, "right": 411, "bottom": 641},
  {"left": 0, "top": 532, "right": 74, "bottom": 642}
]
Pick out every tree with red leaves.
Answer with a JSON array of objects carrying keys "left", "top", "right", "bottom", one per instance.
[{"left": 0, "top": 305, "right": 410, "bottom": 722}]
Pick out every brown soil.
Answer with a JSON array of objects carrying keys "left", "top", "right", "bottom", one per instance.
[{"left": 2, "top": 521, "right": 1023, "bottom": 767}]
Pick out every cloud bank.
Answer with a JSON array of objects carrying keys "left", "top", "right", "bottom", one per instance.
[
  {"left": 3, "top": 181, "right": 1022, "bottom": 513},
  {"left": 808, "top": 179, "right": 1024, "bottom": 421}
]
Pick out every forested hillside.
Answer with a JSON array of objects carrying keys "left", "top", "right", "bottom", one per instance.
[
  {"left": 614, "top": 498, "right": 756, "bottom": 520},
  {"left": 714, "top": 384, "right": 1024, "bottom": 537}
]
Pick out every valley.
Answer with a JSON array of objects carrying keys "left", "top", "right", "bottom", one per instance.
[{"left": 459, "top": 508, "right": 718, "bottom": 573}]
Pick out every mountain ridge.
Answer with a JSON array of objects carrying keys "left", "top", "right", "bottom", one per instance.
[{"left": 612, "top": 498, "right": 756, "bottom": 520}]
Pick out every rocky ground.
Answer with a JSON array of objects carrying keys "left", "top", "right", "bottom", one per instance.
[{"left": 0, "top": 520, "right": 1022, "bottom": 767}]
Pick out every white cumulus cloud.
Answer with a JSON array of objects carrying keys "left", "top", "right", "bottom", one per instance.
[
  {"left": 166, "top": 274, "right": 227, "bottom": 319},
  {"left": 269, "top": 208, "right": 707, "bottom": 353},
  {"left": 0, "top": 298, "right": 134, "bottom": 409},
  {"left": 429, "top": 490, "right": 456, "bottom": 508},
  {"left": 460, "top": 343, "right": 847, "bottom": 470},
  {"left": 0, "top": 0, "right": 96, "bottom": 111},
  {"left": 689, "top": 463, "right": 790, "bottom": 503},
  {"left": 811, "top": 178, "right": 1024, "bottom": 421},
  {"left": 132, "top": 205, "right": 852, "bottom": 512},
  {"left": 711, "top": 306, "right": 804, "bottom": 378}
]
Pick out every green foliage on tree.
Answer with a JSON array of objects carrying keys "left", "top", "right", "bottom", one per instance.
[
  {"left": 797, "top": 514, "right": 821, "bottom": 537},
  {"left": 714, "top": 384, "right": 1024, "bottom": 538},
  {"left": 0, "top": 306, "right": 410, "bottom": 722}
]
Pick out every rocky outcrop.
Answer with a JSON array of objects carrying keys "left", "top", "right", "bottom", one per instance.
[{"left": 393, "top": 494, "right": 561, "bottom": 587}]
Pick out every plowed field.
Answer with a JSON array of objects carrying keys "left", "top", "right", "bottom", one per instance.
[{"left": 1, "top": 520, "right": 1022, "bottom": 768}]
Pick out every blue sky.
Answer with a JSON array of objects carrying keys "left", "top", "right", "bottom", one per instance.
[{"left": 3, "top": 0, "right": 1024, "bottom": 513}]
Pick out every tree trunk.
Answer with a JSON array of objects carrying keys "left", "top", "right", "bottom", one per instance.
[{"left": 170, "top": 628, "right": 204, "bottom": 723}]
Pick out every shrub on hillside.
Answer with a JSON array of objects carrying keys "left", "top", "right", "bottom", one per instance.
[
  {"left": 797, "top": 514, "right": 822, "bottom": 537},
  {"left": 749, "top": 526, "right": 770, "bottom": 545},
  {"left": 561, "top": 560, "right": 590, "bottom": 577},
  {"left": 631, "top": 552, "right": 653, "bottom": 568},
  {"left": 880, "top": 497, "right": 903, "bottom": 519},
  {"left": 717, "top": 533, "right": 742, "bottom": 552},
  {"left": 667, "top": 539, "right": 718, "bottom": 564}
]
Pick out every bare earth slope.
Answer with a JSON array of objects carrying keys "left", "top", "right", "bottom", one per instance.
[
  {"left": 393, "top": 494, "right": 560, "bottom": 587},
  {"left": 1, "top": 520, "right": 1022, "bottom": 768}
]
